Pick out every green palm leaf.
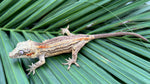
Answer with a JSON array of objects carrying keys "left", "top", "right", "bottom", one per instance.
[{"left": 0, "top": 0, "right": 150, "bottom": 84}]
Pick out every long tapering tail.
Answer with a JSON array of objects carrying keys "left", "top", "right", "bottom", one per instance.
[{"left": 92, "top": 32, "right": 148, "bottom": 41}]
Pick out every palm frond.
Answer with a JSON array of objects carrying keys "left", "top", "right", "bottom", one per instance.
[{"left": 0, "top": 0, "right": 150, "bottom": 83}]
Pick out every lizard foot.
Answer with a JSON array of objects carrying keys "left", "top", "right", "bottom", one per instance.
[
  {"left": 61, "top": 25, "right": 69, "bottom": 35},
  {"left": 60, "top": 25, "right": 74, "bottom": 36},
  {"left": 26, "top": 63, "right": 36, "bottom": 75},
  {"left": 62, "top": 57, "right": 79, "bottom": 70}
]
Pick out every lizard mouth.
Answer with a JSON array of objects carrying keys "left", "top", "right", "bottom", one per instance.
[
  {"left": 9, "top": 54, "right": 18, "bottom": 58},
  {"left": 9, "top": 52, "right": 22, "bottom": 58},
  {"left": 9, "top": 52, "right": 33, "bottom": 58},
  {"left": 9, "top": 54, "right": 26, "bottom": 58}
]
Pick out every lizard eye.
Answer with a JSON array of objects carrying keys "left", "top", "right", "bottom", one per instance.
[{"left": 18, "top": 50, "right": 24, "bottom": 55}]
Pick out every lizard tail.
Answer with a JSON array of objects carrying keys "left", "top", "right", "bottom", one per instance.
[{"left": 93, "top": 32, "right": 148, "bottom": 41}]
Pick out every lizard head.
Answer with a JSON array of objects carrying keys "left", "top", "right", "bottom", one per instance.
[{"left": 9, "top": 40, "right": 38, "bottom": 58}]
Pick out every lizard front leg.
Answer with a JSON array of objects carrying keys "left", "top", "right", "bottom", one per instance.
[
  {"left": 61, "top": 25, "right": 74, "bottom": 36},
  {"left": 62, "top": 41, "right": 89, "bottom": 70},
  {"left": 26, "top": 54, "right": 45, "bottom": 75}
]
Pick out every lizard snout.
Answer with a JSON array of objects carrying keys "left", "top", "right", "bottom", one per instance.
[{"left": 9, "top": 52, "right": 14, "bottom": 58}]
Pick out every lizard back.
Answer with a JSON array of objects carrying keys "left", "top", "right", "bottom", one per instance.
[{"left": 37, "top": 35, "right": 90, "bottom": 57}]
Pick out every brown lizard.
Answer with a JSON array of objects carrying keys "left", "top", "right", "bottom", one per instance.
[{"left": 9, "top": 25, "right": 148, "bottom": 75}]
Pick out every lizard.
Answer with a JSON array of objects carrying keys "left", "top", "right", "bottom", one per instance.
[{"left": 9, "top": 25, "right": 148, "bottom": 75}]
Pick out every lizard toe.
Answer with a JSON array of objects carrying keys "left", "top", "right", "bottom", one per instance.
[
  {"left": 74, "top": 62, "right": 80, "bottom": 67},
  {"left": 26, "top": 63, "right": 36, "bottom": 75},
  {"left": 62, "top": 63, "right": 69, "bottom": 65},
  {"left": 67, "top": 65, "right": 71, "bottom": 70},
  {"left": 62, "top": 58, "right": 80, "bottom": 70}
]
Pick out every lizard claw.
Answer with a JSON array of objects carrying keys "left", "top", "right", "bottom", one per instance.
[
  {"left": 62, "top": 58, "right": 79, "bottom": 70},
  {"left": 26, "top": 63, "right": 36, "bottom": 75}
]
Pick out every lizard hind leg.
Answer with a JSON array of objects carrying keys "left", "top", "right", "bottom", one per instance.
[
  {"left": 62, "top": 41, "right": 89, "bottom": 70},
  {"left": 61, "top": 25, "right": 74, "bottom": 36}
]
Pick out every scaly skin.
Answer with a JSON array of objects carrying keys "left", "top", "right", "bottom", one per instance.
[{"left": 9, "top": 25, "right": 148, "bottom": 75}]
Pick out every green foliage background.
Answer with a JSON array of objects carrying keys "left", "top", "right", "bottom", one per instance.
[{"left": 0, "top": 0, "right": 150, "bottom": 84}]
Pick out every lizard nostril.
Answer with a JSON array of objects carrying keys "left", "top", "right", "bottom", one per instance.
[
  {"left": 9, "top": 55, "right": 12, "bottom": 58},
  {"left": 9, "top": 52, "right": 13, "bottom": 58}
]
